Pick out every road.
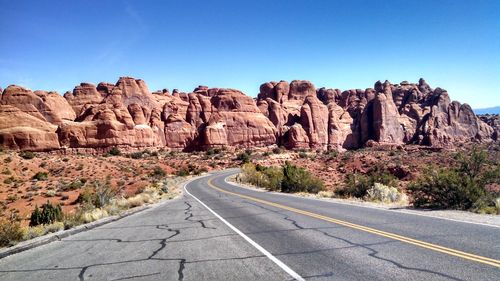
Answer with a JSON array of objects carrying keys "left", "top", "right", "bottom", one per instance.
[{"left": 0, "top": 169, "right": 499, "bottom": 280}]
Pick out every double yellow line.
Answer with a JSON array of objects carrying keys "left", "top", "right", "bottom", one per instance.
[{"left": 207, "top": 178, "right": 500, "bottom": 268}]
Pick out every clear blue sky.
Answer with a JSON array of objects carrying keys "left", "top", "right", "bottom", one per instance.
[{"left": 1, "top": 0, "right": 498, "bottom": 108}]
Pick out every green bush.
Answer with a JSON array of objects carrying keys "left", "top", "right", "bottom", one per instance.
[
  {"left": 237, "top": 152, "right": 251, "bottom": 163},
  {"left": 336, "top": 166, "right": 397, "bottom": 198},
  {"left": 94, "top": 180, "right": 116, "bottom": 207},
  {"left": 150, "top": 166, "right": 166, "bottom": 178},
  {"left": 337, "top": 173, "right": 373, "bottom": 198},
  {"left": 76, "top": 187, "right": 99, "bottom": 207},
  {"left": 241, "top": 163, "right": 284, "bottom": 191},
  {"left": 108, "top": 147, "right": 121, "bottom": 156},
  {"left": 282, "top": 162, "right": 324, "bottom": 193},
  {"left": 3, "top": 176, "right": 16, "bottom": 184},
  {"left": 272, "top": 147, "right": 282, "bottom": 154},
  {"left": 241, "top": 162, "right": 324, "bottom": 193},
  {"left": 32, "top": 172, "right": 48, "bottom": 181},
  {"left": 176, "top": 168, "right": 190, "bottom": 177},
  {"left": 129, "top": 152, "right": 143, "bottom": 159},
  {"left": 0, "top": 217, "right": 24, "bottom": 247},
  {"left": 324, "top": 150, "right": 339, "bottom": 159},
  {"left": 408, "top": 147, "right": 499, "bottom": 210},
  {"left": 29, "top": 201, "right": 63, "bottom": 226},
  {"left": 66, "top": 179, "right": 85, "bottom": 190},
  {"left": 206, "top": 148, "right": 221, "bottom": 156},
  {"left": 19, "top": 151, "right": 36, "bottom": 159}
]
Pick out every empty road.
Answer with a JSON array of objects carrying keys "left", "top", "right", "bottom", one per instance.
[{"left": 1, "top": 169, "right": 499, "bottom": 280}]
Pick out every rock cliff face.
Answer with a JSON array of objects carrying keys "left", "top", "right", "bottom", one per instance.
[{"left": 0, "top": 77, "right": 495, "bottom": 151}]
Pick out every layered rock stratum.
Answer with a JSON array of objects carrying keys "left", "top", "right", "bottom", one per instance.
[{"left": 0, "top": 77, "right": 496, "bottom": 151}]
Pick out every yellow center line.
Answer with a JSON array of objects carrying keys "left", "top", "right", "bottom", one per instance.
[{"left": 207, "top": 178, "right": 500, "bottom": 268}]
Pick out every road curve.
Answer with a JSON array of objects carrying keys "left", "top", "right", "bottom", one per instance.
[{"left": 0, "top": 169, "right": 499, "bottom": 280}]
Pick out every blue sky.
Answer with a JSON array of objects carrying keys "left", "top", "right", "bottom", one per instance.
[{"left": 1, "top": 0, "right": 498, "bottom": 108}]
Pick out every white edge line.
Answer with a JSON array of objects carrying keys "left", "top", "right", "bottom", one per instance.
[
  {"left": 183, "top": 179, "right": 305, "bottom": 281},
  {"left": 223, "top": 173, "right": 500, "bottom": 229}
]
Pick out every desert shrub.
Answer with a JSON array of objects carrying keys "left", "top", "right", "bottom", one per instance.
[
  {"left": 19, "top": 151, "right": 36, "bottom": 159},
  {"left": 298, "top": 151, "right": 308, "bottom": 159},
  {"left": 192, "top": 166, "right": 208, "bottom": 175},
  {"left": 127, "top": 193, "right": 155, "bottom": 208},
  {"left": 7, "top": 194, "right": 18, "bottom": 202},
  {"left": 324, "top": 150, "right": 339, "bottom": 159},
  {"left": 3, "top": 176, "right": 16, "bottom": 184},
  {"left": 94, "top": 180, "right": 117, "bottom": 207},
  {"left": 206, "top": 148, "right": 221, "bottom": 156},
  {"left": 24, "top": 222, "right": 64, "bottom": 240},
  {"left": 237, "top": 152, "right": 251, "bottom": 163},
  {"left": 77, "top": 187, "right": 96, "bottom": 204},
  {"left": 29, "top": 201, "right": 63, "bottom": 226},
  {"left": 45, "top": 190, "right": 56, "bottom": 197},
  {"left": 0, "top": 217, "right": 25, "bottom": 247},
  {"left": 150, "top": 166, "right": 166, "bottom": 178},
  {"left": 318, "top": 190, "right": 335, "bottom": 198},
  {"left": 61, "top": 179, "right": 85, "bottom": 191},
  {"left": 32, "top": 172, "right": 48, "bottom": 181},
  {"left": 108, "top": 147, "right": 121, "bottom": 156},
  {"left": 282, "top": 162, "right": 324, "bottom": 193},
  {"left": 81, "top": 208, "right": 109, "bottom": 223},
  {"left": 272, "top": 147, "right": 282, "bottom": 154},
  {"left": 176, "top": 167, "right": 190, "bottom": 177},
  {"left": 364, "top": 183, "right": 407, "bottom": 203},
  {"left": 241, "top": 162, "right": 323, "bottom": 193},
  {"left": 62, "top": 211, "right": 87, "bottom": 230},
  {"left": 129, "top": 151, "right": 143, "bottom": 159},
  {"left": 261, "top": 166, "right": 284, "bottom": 191},
  {"left": 336, "top": 166, "right": 397, "bottom": 198},
  {"left": 241, "top": 163, "right": 284, "bottom": 191},
  {"left": 4, "top": 156, "right": 12, "bottom": 163},
  {"left": 337, "top": 173, "right": 372, "bottom": 198},
  {"left": 77, "top": 181, "right": 117, "bottom": 209},
  {"left": 408, "top": 147, "right": 499, "bottom": 210}
]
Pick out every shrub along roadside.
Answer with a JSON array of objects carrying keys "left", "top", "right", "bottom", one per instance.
[
  {"left": 239, "top": 162, "right": 324, "bottom": 193},
  {"left": 335, "top": 166, "right": 398, "bottom": 198},
  {"left": 0, "top": 176, "right": 187, "bottom": 248},
  {"left": 407, "top": 148, "right": 499, "bottom": 213}
]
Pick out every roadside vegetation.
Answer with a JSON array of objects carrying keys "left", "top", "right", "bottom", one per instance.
[
  {"left": 407, "top": 147, "right": 499, "bottom": 214},
  {"left": 237, "top": 145, "right": 499, "bottom": 214},
  {"left": 0, "top": 146, "right": 226, "bottom": 248},
  {"left": 238, "top": 162, "right": 324, "bottom": 193},
  {"left": 0, "top": 170, "right": 188, "bottom": 248}
]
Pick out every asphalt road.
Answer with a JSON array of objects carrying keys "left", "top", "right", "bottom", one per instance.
[{"left": 0, "top": 169, "right": 499, "bottom": 280}]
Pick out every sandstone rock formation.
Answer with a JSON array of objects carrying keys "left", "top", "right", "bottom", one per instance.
[
  {"left": 478, "top": 114, "right": 499, "bottom": 141},
  {"left": 256, "top": 78, "right": 495, "bottom": 150},
  {"left": 0, "top": 77, "right": 496, "bottom": 151},
  {"left": 0, "top": 105, "right": 60, "bottom": 151}
]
